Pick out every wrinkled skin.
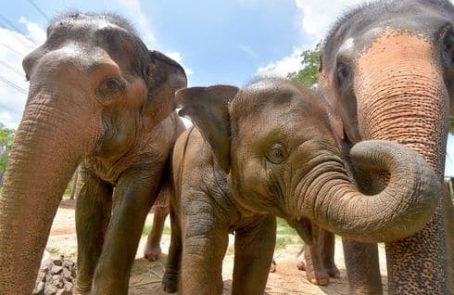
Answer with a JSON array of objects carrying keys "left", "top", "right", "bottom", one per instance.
[
  {"left": 0, "top": 13, "right": 186, "bottom": 295},
  {"left": 162, "top": 126, "right": 277, "bottom": 295},
  {"left": 71, "top": 167, "right": 170, "bottom": 263},
  {"left": 175, "top": 78, "right": 441, "bottom": 294},
  {"left": 71, "top": 165, "right": 171, "bottom": 263},
  {"left": 319, "top": 0, "right": 454, "bottom": 293}
]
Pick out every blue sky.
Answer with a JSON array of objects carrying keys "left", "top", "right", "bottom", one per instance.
[
  {"left": 1, "top": 0, "right": 310, "bottom": 86},
  {"left": 1, "top": 0, "right": 454, "bottom": 175}
]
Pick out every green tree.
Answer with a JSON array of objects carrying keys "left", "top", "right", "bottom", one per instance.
[
  {"left": 450, "top": 117, "right": 454, "bottom": 134},
  {"left": 287, "top": 42, "right": 322, "bottom": 88},
  {"left": 0, "top": 126, "right": 16, "bottom": 174}
]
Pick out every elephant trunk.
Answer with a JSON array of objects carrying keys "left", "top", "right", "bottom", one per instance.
[
  {"left": 353, "top": 31, "right": 449, "bottom": 292},
  {"left": 353, "top": 31, "right": 448, "bottom": 175},
  {"left": 304, "top": 140, "right": 440, "bottom": 243},
  {"left": 0, "top": 91, "right": 99, "bottom": 294}
]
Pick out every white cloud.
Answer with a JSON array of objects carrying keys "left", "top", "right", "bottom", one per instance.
[
  {"left": 295, "top": 0, "right": 370, "bottom": 40},
  {"left": 115, "top": 0, "right": 157, "bottom": 48},
  {"left": 0, "top": 16, "right": 192, "bottom": 129},
  {"left": 256, "top": 47, "right": 303, "bottom": 77},
  {"left": 113, "top": 1, "right": 193, "bottom": 80},
  {"left": 0, "top": 17, "right": 46, "bottom": 129},
  {"left": 18, "top": 17, "right": 46, "bottom": 45},
  {"left": 164, "top": 51, "right": 193, "bottom": 77},
  {"left": 256, "top": 0, "right": 371, "bottom": 78}
]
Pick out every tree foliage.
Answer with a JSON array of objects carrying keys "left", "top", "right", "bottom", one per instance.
[
  {"left": 450, "top": 117, "right": 454, "bottom": 134},
  {"left": 0, "top": 126, "right": 16, "bottom": 174},
  {"left": 287, "top": 42, "right": 322, "bottom": 88}
]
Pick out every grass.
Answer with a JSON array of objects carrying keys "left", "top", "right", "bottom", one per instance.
[
  {"left": 46, "top": 247, "right": 60, "bottom": 255},
  {"left": 224, "top": 217, "right": 301, "bottom": 255},
  {"left": 276, "top": 218, "right": 302, "bottom": 249},
  {"left": 142, "top": 224, "right": 171, "bottom": 236},
  {"left": 139, "top": 216, "right": 301, "bottom": 256},
  {"left": 276, "top": 217, "right": 298, "bottom": 235}
]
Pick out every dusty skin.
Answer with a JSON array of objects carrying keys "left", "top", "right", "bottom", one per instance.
[{"left": 47, "top": 200, "right": 389, "bottom": 295}]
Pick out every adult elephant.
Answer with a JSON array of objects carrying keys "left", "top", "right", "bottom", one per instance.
[
  {"left": 319, "top": 0, "right": 454, "bottom": 293},
  {"left": 0, "top": 13, "right": 186, "bottom": 295}
]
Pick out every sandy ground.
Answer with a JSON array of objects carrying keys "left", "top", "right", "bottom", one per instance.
[{"left": 45, "top": 200, "right": 388, "bottom": 294}]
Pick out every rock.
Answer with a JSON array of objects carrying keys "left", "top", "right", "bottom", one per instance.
[
  {"left": 63, "top": 268, "right": 72, "bottom": 281},
  {"left": 44, "top": 284, "right": 57, "bottom": 295},
  {"left": 51, "top": 265, "right": 63, "bottom": 275},
  {"left": 64, "top": 282, "right": 73, "bottom": 292},
  {"left": 55, "top": 279, "right": 64, "bottom": 288},
  {"left": 63, "top": 283, "right": 74, "bottom": 295},
  {"left": 33, "top": 281, "right": 45, "bottom": 295},
  {"left": 33, "top": 254, "right": 77, "bottom": 295},
  {"left": 52, "top": 256, "right": 63, "bottom": 266}
]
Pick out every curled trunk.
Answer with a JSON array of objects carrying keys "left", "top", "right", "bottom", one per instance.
[
  {"left": 0, "top": 93, "right": 99, "bottom": 294},
  {"left": 305, "top": 140, "right": 441, "bottom": 243},
  {"left": 353, "top": 32, "right": 450, "bottom": 293}
]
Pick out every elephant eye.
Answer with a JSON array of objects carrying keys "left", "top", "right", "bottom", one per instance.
[
  {"left": 97, "top": 77, "right": 125, "bottom": 99},
  {"left": 266, "top": 143, "right": 288, "bottom": 164},
  {"left": 441, "top": 25, "right": 454, "bottom": 68},
  {"left": 336, "top": 61, "right": 352, "bottom": 87}
]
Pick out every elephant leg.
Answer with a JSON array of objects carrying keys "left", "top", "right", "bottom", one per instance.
[
  {"left": 297, "top": 224, "right": 330, "bottom": 285},
  {"left": 232, "top": 216, "right": 276, "bottom": 295},
  {"left": 91, "top": 165, "right": 163, "bottom": 294},
  {"left": 144, "top": 205, "right": 169, "bottom": 261},
  {"left": 301, "top": 245, "right": 329, "bottom": 285},
  {"left": 319, "top": 227, "right": 340, "bottom": 278},
  {"left": 181, "top": 200, "right": 229, "bottom": 295},
  {"left": 162, "top": 208, "right": 181, "bottom": 293},
  {"left": 342, "top": 238, "right": 382, "bottom": 295},
  {"left": 75, "top": 165, "right": 113, "bottom": 294}
]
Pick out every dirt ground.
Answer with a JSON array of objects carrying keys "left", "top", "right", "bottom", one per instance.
[{"left": 45, "top": 200, "right": 388, "bottom": 295}]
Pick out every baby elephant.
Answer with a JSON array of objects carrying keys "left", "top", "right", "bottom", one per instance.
[{"left": 167, "top": 78, "right": 441, "bottom": 294}]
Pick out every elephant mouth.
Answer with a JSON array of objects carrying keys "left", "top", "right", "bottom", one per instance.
[{"left": 288, "top": 217, "right": 314, "bottom": 245}]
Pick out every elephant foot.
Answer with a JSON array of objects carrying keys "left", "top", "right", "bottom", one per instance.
[
  {"left": 269, "top": 259, "right": 277, "bottom": 273},
  {"left": 326, "top": 264, "right": 340, "bottom": 278},
  {"left": 296, "top": 259, "right": 306, "bottom": 271},
  {"left": 144, "top": 243, "right": 162, "bottom": 262},
  {"left": 162, "top": 271, "right": 178, "bottom": 293},
  {"left": 297, "top": 258, "right": 331, "bottom": 286},
  {"left": 74, "top": 282, "right": 91, "bottom": 295},
  {"left": 307, "top": 270, "right": 330, "bottom": 286}
]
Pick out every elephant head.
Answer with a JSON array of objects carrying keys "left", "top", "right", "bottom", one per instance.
[
  {"left": 318, "top": 0, "right": 454, "bottom": 292},
  {"left": 176, "top": 78, "right": 441, "bottom": 244},
  {"left": 320, "top": 0, "right": 454, "bottom": 169},
  {"left": 0, "top": 13, "right": 186, "bottom": 293}
]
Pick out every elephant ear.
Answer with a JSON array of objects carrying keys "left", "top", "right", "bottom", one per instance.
[
  {"left": 176, "top": 85, "right": 239, "bottom": 173},
  {"left": 145, "top": 50, "right": 187, "bottom": 124}
]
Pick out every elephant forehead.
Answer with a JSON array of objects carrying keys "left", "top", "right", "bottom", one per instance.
[
  {"left": 339, "top": 37, "right": 355, "bottom": 55},
  {"left": 45, "top": 15, "right": 142, "bottom": 58},
  {"left": 355, "top": 29, "right": 439, "bottom": 86},
  {"left": 48, "top": 12, "right": 135, "bottom": 36}
]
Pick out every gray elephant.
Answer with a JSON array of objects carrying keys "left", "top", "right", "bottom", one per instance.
[
  {"left": 0, "top": 13, "right": 186, "bottom": 295},
  {"left": 164, "top": 78, "right": 441, "bottom": 294},
  {"left": 318, "top": 0, "right": 454, "bottom": 293}
]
